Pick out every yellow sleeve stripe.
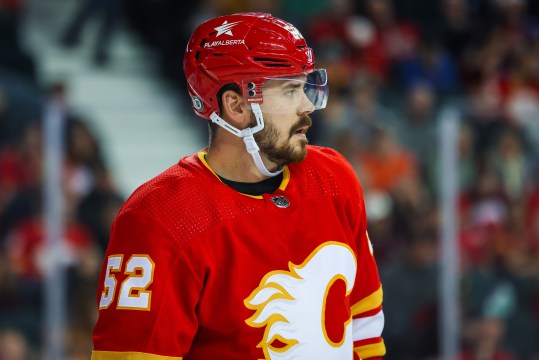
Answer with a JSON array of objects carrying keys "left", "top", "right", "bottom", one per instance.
[
  {"left": 354, "top": 340, "right": 387, "bottom": 359},
  {"left": 351, "top": 286, "right": 383, "bottom": 316},
  {"left": 91, "top": 351, "right": 182, "bottom": 360}
]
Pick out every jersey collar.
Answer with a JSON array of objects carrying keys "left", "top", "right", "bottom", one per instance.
[{"left": 197, "top": 149, "right": 291, "bottom": 198}]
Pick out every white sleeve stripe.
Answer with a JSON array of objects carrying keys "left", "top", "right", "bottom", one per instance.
[{"left": 352, "top": 310, "right": 385, "bottom": 341}]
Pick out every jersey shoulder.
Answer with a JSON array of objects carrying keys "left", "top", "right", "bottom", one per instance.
[
  {"left": 115, "top": 153, "right": 260, "bottom": 246},
  {"left": 296, "top": 145, "right": 364, "bottom": 198},
  {"left": 121, "top": 153, "right": 204, "bottom": 212},
  {"left": 305, "top": 145, "right": 357, "bottom": 178}
]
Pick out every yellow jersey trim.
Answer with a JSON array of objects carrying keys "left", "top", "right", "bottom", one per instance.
[
  {"left": 354, "top": 340, "right": 387, "bottom": 358},
  {"left": 197, "top": 150, "right": 290, "bottom": 198},
  {"left": 91, "top": 350, "right": 182, "bottom": 360},
  {"left": 278, "top": 165, "right": 290, "bottom": 191},
  {"left": 350, "top": 286, "right": 383, "bottom": 316}
]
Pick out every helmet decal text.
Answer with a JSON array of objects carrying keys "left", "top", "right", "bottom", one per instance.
[{"left": 204, "top": 39, "right": 245, "bottom": 48}]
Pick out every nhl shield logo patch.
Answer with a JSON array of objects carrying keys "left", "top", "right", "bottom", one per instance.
[{"left": 270, "top": 195, "right": 290, "bottom": 208}]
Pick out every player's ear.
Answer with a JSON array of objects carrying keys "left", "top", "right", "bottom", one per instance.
[{"left": 221, "top": 90, "right": 249, "bottom": 128}]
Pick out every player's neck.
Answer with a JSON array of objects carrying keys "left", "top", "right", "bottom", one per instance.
[{"left": 206, "top": 138, "right": 278, "bottom": 183}]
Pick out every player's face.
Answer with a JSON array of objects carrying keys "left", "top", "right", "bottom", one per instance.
[{"left": 253, "top": 77, "right": 315, "bottom": 166}]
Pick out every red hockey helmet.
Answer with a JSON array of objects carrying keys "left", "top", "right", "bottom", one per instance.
[{"left": 184, "top": 12, "right": 325, "bottom": 120}]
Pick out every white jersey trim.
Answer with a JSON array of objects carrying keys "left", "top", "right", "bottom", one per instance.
[{"left": 352, "top": 309, "right": 385, "bottom": 341}]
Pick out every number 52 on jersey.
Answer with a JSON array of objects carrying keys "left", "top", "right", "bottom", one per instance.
[{"left": 99, "top": 255, "right": 155, "bottom": 311}]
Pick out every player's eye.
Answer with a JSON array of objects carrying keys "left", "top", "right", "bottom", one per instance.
[{"left": 285, "top": 89, "right": 296, "bottom": 96}]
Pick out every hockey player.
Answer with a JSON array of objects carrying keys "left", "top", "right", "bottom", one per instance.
[{"left": 91, "top": 12, "right": 385, "bottom": 360}]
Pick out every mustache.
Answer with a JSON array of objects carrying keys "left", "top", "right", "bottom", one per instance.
[{"left": 290, "top": 115, "right": 313, "bottom": 136}]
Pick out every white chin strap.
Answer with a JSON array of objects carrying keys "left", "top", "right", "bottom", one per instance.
[{"left": 209, "top": 103, "right": 284, "bottom": 177}]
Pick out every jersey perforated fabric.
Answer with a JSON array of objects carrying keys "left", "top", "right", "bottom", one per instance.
[{"left": 91, "top": 145, "right": 385, "bottom": 360}]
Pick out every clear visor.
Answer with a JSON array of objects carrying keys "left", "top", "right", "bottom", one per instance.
[{"left": 243, "top": 69, "right": 328, "bottom": 114}]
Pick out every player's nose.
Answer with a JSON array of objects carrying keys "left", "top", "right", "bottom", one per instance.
[{"left": 298, "top": 91, "right": 315, "bottom": 115}]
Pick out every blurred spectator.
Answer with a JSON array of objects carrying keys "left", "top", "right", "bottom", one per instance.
[
  {"left": 526, "top": 172, "right": 539, "bottom": 248},
  {"left": 460, "top": 28, "right": 508, "bottom": 93},
  {"left": 488, "top": 128, "right": 534, "bottom": 201},
  {"left": 396, "top": 39, "right": 460, "bottom": 93},
  {"left": 456, "top": 124, "right": 480, "bottom": 194},
  {"left": 460, "top": 189, "right": 539, "bottom": 358},
  {"left": 122, "top": 1, "right": 197, "bottom": 90},
  {"left": 0, "top": 248, "right": 41, "bottom": 348},
  {"left": 65, "top": 325, "right": 94, "bottom": 360},
  {"left": 364, "top": 190, "right": 400, "bottom": 265},
  {"left": 363, "top": 0, "right": 421, "bottom": 85},
  {"left": 278, "top": 0, "right": 329, "bottom": 26},
  {"left": 4, "top": 210, "right": 95, "bottom": 282},
  {"left": 0, "top": 328, "right": 30, "bottom": 360},
  {"left": 0, "top": 123, "right": 42, "bottom": 241},
  {"left": 0, "top": 0, "right": 36, "bottom": 81},
  {"left": 0, "top": 80, "right": 121, "bottom": 355},
  {"left": 380, "top": 228, "right": 439, "bottom": 359},
  {"left": 0, "top": 84, "right": 15, "bottom": 149},
  {"left": 357, "top": 126, "right": 419, "bottom": 199},
  {"left": 462, "top": 76, "right": 508, "bottom": 160},
  {"left": 64, "top": 119, "right": 107, "bottom": 199},
  {"left": 327, "top": 72, "right": 400, "bottom": 158},
  {"left": 499, "top": 201, "right": 539, "bottom": 359},
  {"left": 493, "top": 0, "right": 539, "bottom": 55},
  {"left": 59, "top": 0, "right": 122, "bottom": 66},
  {"left": 426, "top": 122, "right": 479, "bottom": 199},
  {"left": 504, "top": 45, "right": 539, "bottom": 162},
  {"left": 392, "top": 0, "right": 441, "bottom": 38},
  {"left": 440, "top": 0, "right": 474, "bottom": 61},
  {"left": 76, "top": 173, "right": 124, "bottom": 252},
  {"left": 1, "top": 174, "right": 102, "bottom": 352},
  {"left": 394, "top": 82, "right": 439, "bottom": 172},
  {"left": 460, "top": 311, "right": 518, "bottom": 360},
  {"left": 459, "top": 165, "right": 509, "bottom": 270},
  {"left": 306, "top": 0, "right": 380, "bottom": 89}
]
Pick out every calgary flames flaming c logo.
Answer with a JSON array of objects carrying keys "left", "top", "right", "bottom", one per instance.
[{"left": 244, "top": 242, "right": 358, "bottom": 359}]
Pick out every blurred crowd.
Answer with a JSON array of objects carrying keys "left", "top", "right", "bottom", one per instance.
[
  {"left": 2, "top": 0, "right": 539, "bottom": 359},
  {"left": 0, "top": 0, "right": 124, "bottom": 358}
]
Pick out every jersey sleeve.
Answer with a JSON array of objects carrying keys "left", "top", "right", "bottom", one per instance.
[
  {"left": 91, "top": 207, "right": 207, "bottom": 360},
  {"left": 339, "top": 155, "right": 386, "bottom": 359},
  {"left": 351, "top": 228, "right": 386, "bottom": 360}
]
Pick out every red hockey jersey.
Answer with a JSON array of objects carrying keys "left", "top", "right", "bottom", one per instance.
[{"left": 91, "top": 145, "right": 385, "bottom": 360}]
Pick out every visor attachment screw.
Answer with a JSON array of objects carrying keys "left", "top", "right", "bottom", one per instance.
[{"left": 247, "top": 82, "right": 257, "bottom": 97}]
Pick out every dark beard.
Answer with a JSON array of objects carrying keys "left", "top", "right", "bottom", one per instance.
[{"left": 251, "top": 114, "right": 312, "bottom": 166}]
